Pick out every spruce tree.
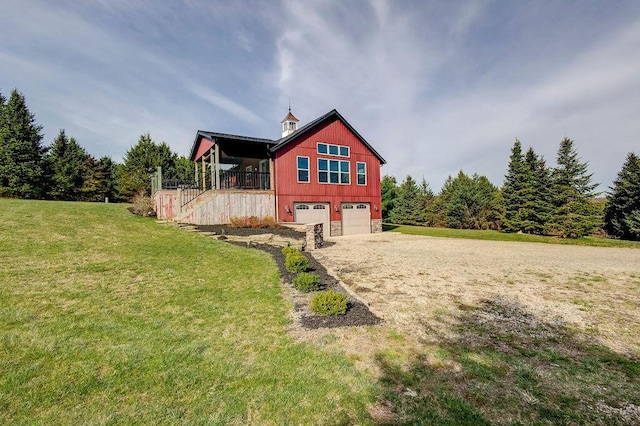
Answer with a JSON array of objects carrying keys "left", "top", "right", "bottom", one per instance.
[
  {"left": 522, "top": 148, "right": 552, "bottom": 234},
  {"left": 380, "top": 175, "right": 398, "bottom": 221},
  {"left": 546, "top": 138, "right": 599, "bottom": 238},
  {"left": 47, "top": 129, "right": 89, "bottom": 200},
  {"left": 116, "top": 133, "right": 177, "bottom": 199},
  {"left": 603, "top": 152, "right": 640, "bottom": 240},
  {"left": 391, "top": 175, "right": 423, "bottom": 225},
  {"left": 502, "top": 139, "right": 528, "bottom": 232},
  {"left": 0, "top": 89, "right": 48, "bottom": 198}
]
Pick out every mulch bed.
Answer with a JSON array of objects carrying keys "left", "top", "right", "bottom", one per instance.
[{"left": 195, "top": 225, "right": 381, "bottom": 329}]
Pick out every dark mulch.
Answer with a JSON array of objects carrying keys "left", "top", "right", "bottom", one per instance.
[
  {"left": 195, "top": 224, "right": 305, "bottom": 240},
  {"left": 224, "top": 239, "right": 382, "bottom": 329}
]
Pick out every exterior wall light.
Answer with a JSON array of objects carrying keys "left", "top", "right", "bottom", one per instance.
[{"left": 285, "top": 205, "right": 291, "bottom": 213}]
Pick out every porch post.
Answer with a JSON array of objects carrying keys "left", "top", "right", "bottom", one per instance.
[
  {"left": 201, "top": 156, "right": 206, "bottom": 190},
  {"left": 269, "top": 158, "right": 275, "bottom": 191},
  {"left": 214, "top": 143, "right": 220, "bottom": 190},
  {"left": 209, "top": 148, "right": 215, "bottom": 191},
  {"left": 194, "top": 161, "right": 198, "bottom": 184}
]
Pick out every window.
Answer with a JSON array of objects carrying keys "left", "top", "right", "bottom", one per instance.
[
  {"left": 357, "top": 204, "right": 367, "bottom": 209},
  {"left": 356, "top": 162, "right": 366, "bottom": 185},
  {"left": 313, "top": 205, "right": 325, "bottom": 209},
  {"left": 318, "top": 159, "right": 349, "bottom": 184},
  {"left": 317, "top": 142, "right": 349, "bottom": 157},
  {"left": 297, "top": 156, "right": 309, "bottom": 183},
  {"left": 296, "top": 204, "right": 309, "bottom": 210}
]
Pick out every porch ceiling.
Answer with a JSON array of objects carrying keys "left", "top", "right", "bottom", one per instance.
[{"left": 190, "top": 131, "right": 277, "bottom": 162}]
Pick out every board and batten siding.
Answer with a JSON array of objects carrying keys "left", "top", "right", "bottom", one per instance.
[
  {"left": 170, "top": 190, "right": 275, "bottom": 225},
  {"left": 274, "top": 118, "right": 382, "bottom": 224}
]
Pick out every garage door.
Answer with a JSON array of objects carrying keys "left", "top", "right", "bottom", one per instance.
[
  {"left": 342, "top": 203, "right": 371, "bottom": 235},
  {"left": 294, "top": 203, "right": 330, "bottom": 236}
]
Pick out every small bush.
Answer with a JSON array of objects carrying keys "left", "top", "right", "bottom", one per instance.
[
  {"left": 282, "top": 246, "right": 299, "bottom": 257},
  {"left": 293, "top": 272, "right": 321, "bottom": 292},
  {"left": 285, "top": 252, "right": 310, "bottom": 273},
  {"left": 131, "top": 192, "right": 156, "bottom": 217},
  {"left": 230, "top": 216, "right": 281, "bottom": 228},
  {"left": 310, "top": 290, "right": 348, "bottom": 316}
]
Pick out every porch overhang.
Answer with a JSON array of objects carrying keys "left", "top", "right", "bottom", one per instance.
[{"left": 190, "top": 131, "right": 277, "bottom": 163}]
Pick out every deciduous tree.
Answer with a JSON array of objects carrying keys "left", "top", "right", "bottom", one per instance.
[{"left": 380, "top": 175, "right": 397, "bottom": 220}]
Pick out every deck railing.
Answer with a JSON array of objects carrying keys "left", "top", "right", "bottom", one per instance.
[{"left": 152, "top": 167, "right": 271, "bottom": 208}]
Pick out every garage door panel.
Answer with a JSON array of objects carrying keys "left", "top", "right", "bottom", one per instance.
[
  {"left": 342, "top": 203, "right": 371, "bottom": 235},
  {"left": 294, "top": 203, "right": 330, "bottom": 236}
]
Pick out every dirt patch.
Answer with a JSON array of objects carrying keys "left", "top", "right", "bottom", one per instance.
[
  {"left": 313, "top": 232, "right": 640, "bottom": 357},
  {"left": 195, "top": 224, "right": 305, "bottom": 240}
]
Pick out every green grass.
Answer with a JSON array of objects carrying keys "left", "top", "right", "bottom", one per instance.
[
  {"left": 384, "top": 223, "right": 640, "bottom": 248},
  {"left": 0, "top": 199, "right": 373, "bottom": 424}
]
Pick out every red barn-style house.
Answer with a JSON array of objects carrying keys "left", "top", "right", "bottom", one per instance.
[{"left": 153, "top": 109, "right": 386, "bottom": 236}]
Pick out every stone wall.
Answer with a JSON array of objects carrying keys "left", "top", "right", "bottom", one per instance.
[
  {"left": 330, "top": 221, "right": 342, "bottom": 236},
  {"left": 305, "top": 223, "right": 324, "bottom": 250},
  {"left": 371, "top": 219, "right": 383, "bottom": 233}
]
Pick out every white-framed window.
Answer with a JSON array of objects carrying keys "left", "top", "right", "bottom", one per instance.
[
  {"left": 356, "top": 162, "right": 366, "bottom": 185},
  {"left": 317, "top": 142, "right": 349, "bottom": 158},
  {"left": 318, "top": 159, "right": 349, "bottom": 184},
  {"left": 297, "top": 156, "right": 310, "bottom": 183}
]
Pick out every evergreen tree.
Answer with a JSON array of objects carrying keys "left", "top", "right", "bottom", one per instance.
[
  {"left": 546, "top": 138, "right": 599, "bottom": 238},
  {"left": 442, "top": 171, "right": 502, "bottom": 230},
  {"left": 380, "top": 175, "right": 398, "bottom": 221},
  {"left": 603, "top": 152, "right": 640, "bottom": 240},
  {"left": 47, "top": 129, "right": 89, "bottom": 200},
  {"left": 174, "top": 155, "right": 196, "bottom": 184},
  {"left": 0, "top": 89, "right": 48, "bottom": 198},
  {"left": 116, "top": 133, "right": 177, "bottom": 199},
  {"left": 98, "top": 156, "right": 120, "bottom": 202},
  {"left": 417, "top": 177, "right": 434, "bottom": 225},
  {"left": 522, "top": 148, "right": 552, "bottom": 234},
  {"left": 502, "top": 139, "right": 529, "bottom": 232},
  {"left": 391, "top": 175, "right": 424, "bottom": 225}
]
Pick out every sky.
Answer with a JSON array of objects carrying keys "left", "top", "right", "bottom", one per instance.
[{"left": 1, "top": 0, "right": 639, "bottom": 192}]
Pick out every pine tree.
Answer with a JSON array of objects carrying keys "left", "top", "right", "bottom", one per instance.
[
  {"left": 391, "top": 175, "right": 424, "bottom": 225},
  {"left": 417, "top": 178, "right": 434, "bottom": 225},
  {"left": 47, "top": 129, "right": 90, "bottom": 200},
  {"left": 546, "top": 138, "right": 599, "bottom": 238},
  {"left": 380, "top": 175, "right": 398, "bottom": 221},
  {"left": 116, "top": 133, "right": 177, "bottom": 200},
  {"left": 603, "top": 152, "right": 640, "bottom": 240},
  {"left": 522, "top": 148, "right": 552, "bottom": 234},
  {"left": 442, "top": 171, "right": 502, "bottom": 230},
  {"left": 502, "top": 139, "right": 529, "bottom": 232},
  {"left": 0, "top": 89, "right": 48, "bottom": 198}
]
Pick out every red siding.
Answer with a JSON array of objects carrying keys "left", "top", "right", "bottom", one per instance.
[
  {"left": 194, "top": 137, "right": 214, "bottom": 161},
  {"left": 275, "top": 119, "right": 382, "bottom": 223}
]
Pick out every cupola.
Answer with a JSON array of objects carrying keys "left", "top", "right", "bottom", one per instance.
[{"left": 281, "top": 107, "right": 299, "bottom": 138}]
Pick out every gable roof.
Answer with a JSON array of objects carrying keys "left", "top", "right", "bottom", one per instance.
[{"left": 270, "top": 109, "right": 386, "bottom": 164}]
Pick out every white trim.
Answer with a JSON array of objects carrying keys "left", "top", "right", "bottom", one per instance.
[
  {"left": 356, "top": 161, "right": 367, "bottom": 185},
  {"left": 317, "top": 158, "right": 350, "bottom": 185},
  {"left": 296, "top": 156, "right": 310, "bottom": 183},
  {"left": 317, "top": 142, "right": 350, "bottom": 158}
]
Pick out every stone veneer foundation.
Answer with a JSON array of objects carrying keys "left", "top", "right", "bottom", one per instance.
[
  {"left": 371, "top": 219, "right": 383, "bottom": 233},
  {"left": 330, "top": 221, "right": 342, "bottom": 237}
]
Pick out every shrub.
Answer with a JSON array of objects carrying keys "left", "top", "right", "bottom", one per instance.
[
  {"left": 310, "top": 290, "right": 348, "bottom": 316},
  {"left": 230, "top": 216, "right": 281, "bottom": 228},
  {"left": 293, "top": 272, "right": 321, "bottom": 292},
  {"left": 282, "top": 246, "right": 299, "bottom": 257},
  {"left": 131, "top": 192, "right": 156, "bottom": 217},
  {"left": 285, "top": 252, "right": 310, "bottom": 273}
]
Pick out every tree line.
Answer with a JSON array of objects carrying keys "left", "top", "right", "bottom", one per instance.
[
  {"left": 383, "top": 138, "right": 640, "bottom": 240},
  {"left": 0, "top": 88, "right": 192, "bottom": 202}
]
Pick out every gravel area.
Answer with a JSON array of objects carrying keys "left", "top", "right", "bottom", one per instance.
[{"left": 313, "top": 232, "right": 640, "bottom": 356}]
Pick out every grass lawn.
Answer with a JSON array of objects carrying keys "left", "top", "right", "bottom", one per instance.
[
  {"left": 384, "top": 223, "right": 640, "bottom": 249},
  {"left": 0, "top": 199, "right": 374, "bottom": 424}
]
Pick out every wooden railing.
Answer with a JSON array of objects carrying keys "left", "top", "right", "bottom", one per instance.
[{"left": 219, "top": 170, "right": 270, "bottom": 190}]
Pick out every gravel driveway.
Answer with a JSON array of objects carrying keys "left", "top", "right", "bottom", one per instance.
[{"left": 313, "top": 232, "right": 640, "bottom": 355}]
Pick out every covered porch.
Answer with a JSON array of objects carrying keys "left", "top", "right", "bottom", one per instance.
[{"left": 190, "top": 131, "right": 276, "bottom": 192}]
